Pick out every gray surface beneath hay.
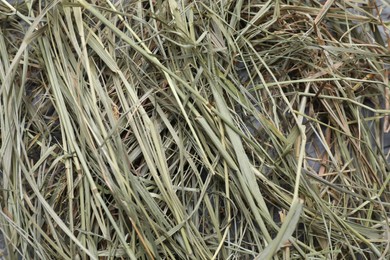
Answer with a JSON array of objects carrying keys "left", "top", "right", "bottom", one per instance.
[
  {"left": 304, "top": 108, "right": 390, "bottom": 173},
  {"left": 0, "top": 229, "right": 7, "bottom": 260}
]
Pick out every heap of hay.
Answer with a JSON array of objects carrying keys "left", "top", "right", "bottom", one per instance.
[{"left": 0, "top": 0, "right": 389, "bottom": 259}]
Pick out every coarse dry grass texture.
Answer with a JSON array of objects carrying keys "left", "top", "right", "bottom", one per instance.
[{"left": 0, "top": 0, "right": 390, "bottom": 259}]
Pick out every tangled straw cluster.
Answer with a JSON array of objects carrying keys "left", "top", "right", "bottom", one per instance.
[{"left": 0, "top": 0, "right": 389, "bottom": 259}]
